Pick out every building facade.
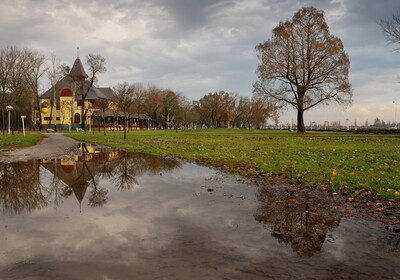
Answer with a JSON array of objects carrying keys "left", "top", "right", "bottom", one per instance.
[{"left": 37, "top": 57, "right": 115, "bottom": 130}]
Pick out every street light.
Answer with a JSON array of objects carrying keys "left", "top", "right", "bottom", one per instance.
[
  {"left": 394, "top": 100, "right": 398, "bottom": 130},
  {"left": 6, "top": 106, "right": 13, "bottom": 134}
]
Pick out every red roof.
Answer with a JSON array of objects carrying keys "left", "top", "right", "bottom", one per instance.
[{"left": 60, "top": 88, "right": 73, "bottom": 97}]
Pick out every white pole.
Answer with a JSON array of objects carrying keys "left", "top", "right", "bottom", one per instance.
[
  {"left": 22, "top": 117, "right": 25, "bottom": 136},
  {"left": 8, "top": 110, "right": 11, "bottom": 134},
  {"left": 394, "top": 100, "right": 398, "bottom": 129},
  {"left": 6, "top": 106, "right": 13, "bottom": 134}
]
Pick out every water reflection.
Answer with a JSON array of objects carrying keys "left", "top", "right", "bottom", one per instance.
[
  {"left": 1, "top": 149, "right": 399, "bottom": 279},
  {"left": 0, "top": 160, "right": 46, "bottom": 214},
  {"left": 255, "top": 185, "right": 342, "bottom": 257},
  {"left": 0, "top": 143, "right": 180, "bottom": 214}
]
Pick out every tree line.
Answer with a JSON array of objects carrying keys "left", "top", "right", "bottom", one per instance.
[
  {"left": 0, "top": 45, "right": 279, "bottom": 134},
  {"left": 0, "top": 46, "right": 46, "bottom": 133},
  {"left": 112, "top": 83, "right": 279, "bottom": 134},
  {"left": 2, "top": 7, "right": 400, "bottom": 133}
]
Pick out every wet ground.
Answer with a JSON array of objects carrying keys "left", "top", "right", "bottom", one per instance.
[{"left": 0, "top": 136, "right": 399, "bottom": 279}]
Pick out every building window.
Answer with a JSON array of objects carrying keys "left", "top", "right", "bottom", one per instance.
[
  {"left": 77, "top": 100, "right": 83, "bottom": 107},
  {"left": 74, "top": 113, "right": 80, "bottom": 124}
]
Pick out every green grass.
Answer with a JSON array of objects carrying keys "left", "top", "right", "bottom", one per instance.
[
  {"left": 65, "top": 129, "right": 400, "bottom": 199},
  {"left": 0, "top": 131, "right": 42, "bottom": 149}
]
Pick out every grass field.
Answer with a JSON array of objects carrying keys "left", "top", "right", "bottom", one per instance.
[
  {"left": 0, "top": 131, "right": 42, "bottom": 149},
  {"left": 65, "top": 129, "right": 400, "bottom": 199}
]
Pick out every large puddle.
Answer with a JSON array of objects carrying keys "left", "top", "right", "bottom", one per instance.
[{"left": 0, "top": 144, "right": 399, "bottom": 279}]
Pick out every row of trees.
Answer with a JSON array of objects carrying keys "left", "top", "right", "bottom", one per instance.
[
  {"left": 1, "top": 45, "right": 279, "bottom": 134},
  {"left": 0, "top": 46, "right": 46, "bottom": 133},
  {"left": 0, "top": 7, "right": 357, "bottom": 134},
  {"left": 0, "top": 46, "right": 108, "bottom": 132},
  {"left": 111, "top": 83, "right": 279, "bottom": 138},
  {"left": 10, "top": 6, "right": 399, "bottom": 133}
]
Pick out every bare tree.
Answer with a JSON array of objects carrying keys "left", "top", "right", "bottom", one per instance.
[
  {"left": 251, "top": 96, "right": 279, "bottom": 129},
  {"left": 143, "top": 84, "right": 163, "bottom": 128},
  {"left": 92, "top": 98, "right": 111, "bottom": 135},
  {"left": 380, "top": 13, "right": 400, "bottom": 51},
  {"left": 46, "top": 53, "right": 63, "bottom": 130},
  {"left": 26, "top": 50, "right": 46, "bottom": 130},
  {"left": 176, "top": 97, "right": 194, "bottom": 129},
  {"left": 0, "top": 48, "right": 13, "bottom": 133},
  {"left": 131, "top": 83, "right": 146, "bottom": 129},
  {"left": 197, "top": 91, "right": 236, "bottom": 128},
  {"left": 70, "top": 53, "right": 106, "bottom": 130},
  {"left": 160, "top": 89, "right": 181, "bottom": 129},
  {"left": 233, "top": 96, "right": 252, "bottom": 128},
  {"left": 0, "top": 47, "right": 33, "bottom": 132},
  {"left": 114, "top": 82, "right": 135, "bottom": 139},
  {"left": 254, "top": 7, "right": 352, "bottom": 132}
]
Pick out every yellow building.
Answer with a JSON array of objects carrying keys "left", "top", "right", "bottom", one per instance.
[{"left": 37, "top": 57, "right": 115, "bottom": 130}]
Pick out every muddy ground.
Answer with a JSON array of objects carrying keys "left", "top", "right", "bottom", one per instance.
[{"left": 0, "top": 133, "right": 80, "bottom": 162}]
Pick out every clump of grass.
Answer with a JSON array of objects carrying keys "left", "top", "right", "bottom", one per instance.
[{"left": 67, "top": 129, "right": 400, "bottom": 199}]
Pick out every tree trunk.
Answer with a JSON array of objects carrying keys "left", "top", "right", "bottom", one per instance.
[
  {"left": 297, "top": 107, "right": 306, "bottom": 133},
  {"left": 103, "top": 113, "right": 106, "bottom": 136},
  {"left": 81, "top": 101, "right": 86, "bottom": 130},
  {"left": 123, "top": 112, "right": 127, "bottom": 139},
  {"left": 35, "top": 94, "right": 43, "bottom": 130}
]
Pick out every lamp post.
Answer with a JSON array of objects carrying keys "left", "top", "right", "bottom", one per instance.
[
  {"left": 6, "top": 106, "right": 13, "bottom": 134},
  {"left": 394, "top": 100, "right": 398, "bottom": 130},
  {"left": 21, "top": 115, "right": 26, "bottom": 136}
]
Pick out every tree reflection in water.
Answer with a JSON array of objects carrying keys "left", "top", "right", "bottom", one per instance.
[
  {"left": 254, "top": 185, "right": 343, "bottom": 257},
  {"left": 0, "top": 160, "right": 47, "bottom": 214},
  {"left": 0, "top": 144, "right": 181, "bottom": 214}
]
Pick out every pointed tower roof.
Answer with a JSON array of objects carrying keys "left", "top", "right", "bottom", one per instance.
[{"left": 69, "top": 57, "right": 88, "bottom": 81}]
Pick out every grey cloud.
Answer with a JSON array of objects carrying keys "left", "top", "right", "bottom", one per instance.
[
  {"left": 149, "top": 0, "right": 234, "bottom": 29},
  {"left": 0, "top": 0, "right": 399, "bottom": 123}
]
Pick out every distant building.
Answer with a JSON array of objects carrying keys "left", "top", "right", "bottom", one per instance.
[
  {"left": 218, "top": 113, "right": 234, "bottom": 128},
  {"left": 36, "top": 56, "right": 153, "bottom": 130},
  {"left": 36, "top": 56, "right": 116, "bottom": 130}
]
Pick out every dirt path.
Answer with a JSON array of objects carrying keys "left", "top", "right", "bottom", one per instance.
[{"left": 0, "top": 133, "right": 80, "bottom": 162}]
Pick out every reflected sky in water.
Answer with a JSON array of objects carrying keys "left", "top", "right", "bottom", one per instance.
[{"left": 0, "top": 144, "right": 399, "bottom": 279}]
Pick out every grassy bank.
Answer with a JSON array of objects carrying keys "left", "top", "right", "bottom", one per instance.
[
  {"left": 0, "top": 131, "right": 42, "bottom": 149},
  {"left": 69, "top": 129, "right": 398, "bottom": 198}
]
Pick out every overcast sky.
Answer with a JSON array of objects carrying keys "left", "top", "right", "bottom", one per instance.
[{"left": 1, "top": 0, "right": 400, "bottom": 125}]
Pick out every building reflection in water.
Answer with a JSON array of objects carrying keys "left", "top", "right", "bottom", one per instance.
[
  {"left": 254, "top": 185, "right": 342, "bottom": 257},
  {"left": 0, "top": 143, "right": 180, "bottom": 214}
]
